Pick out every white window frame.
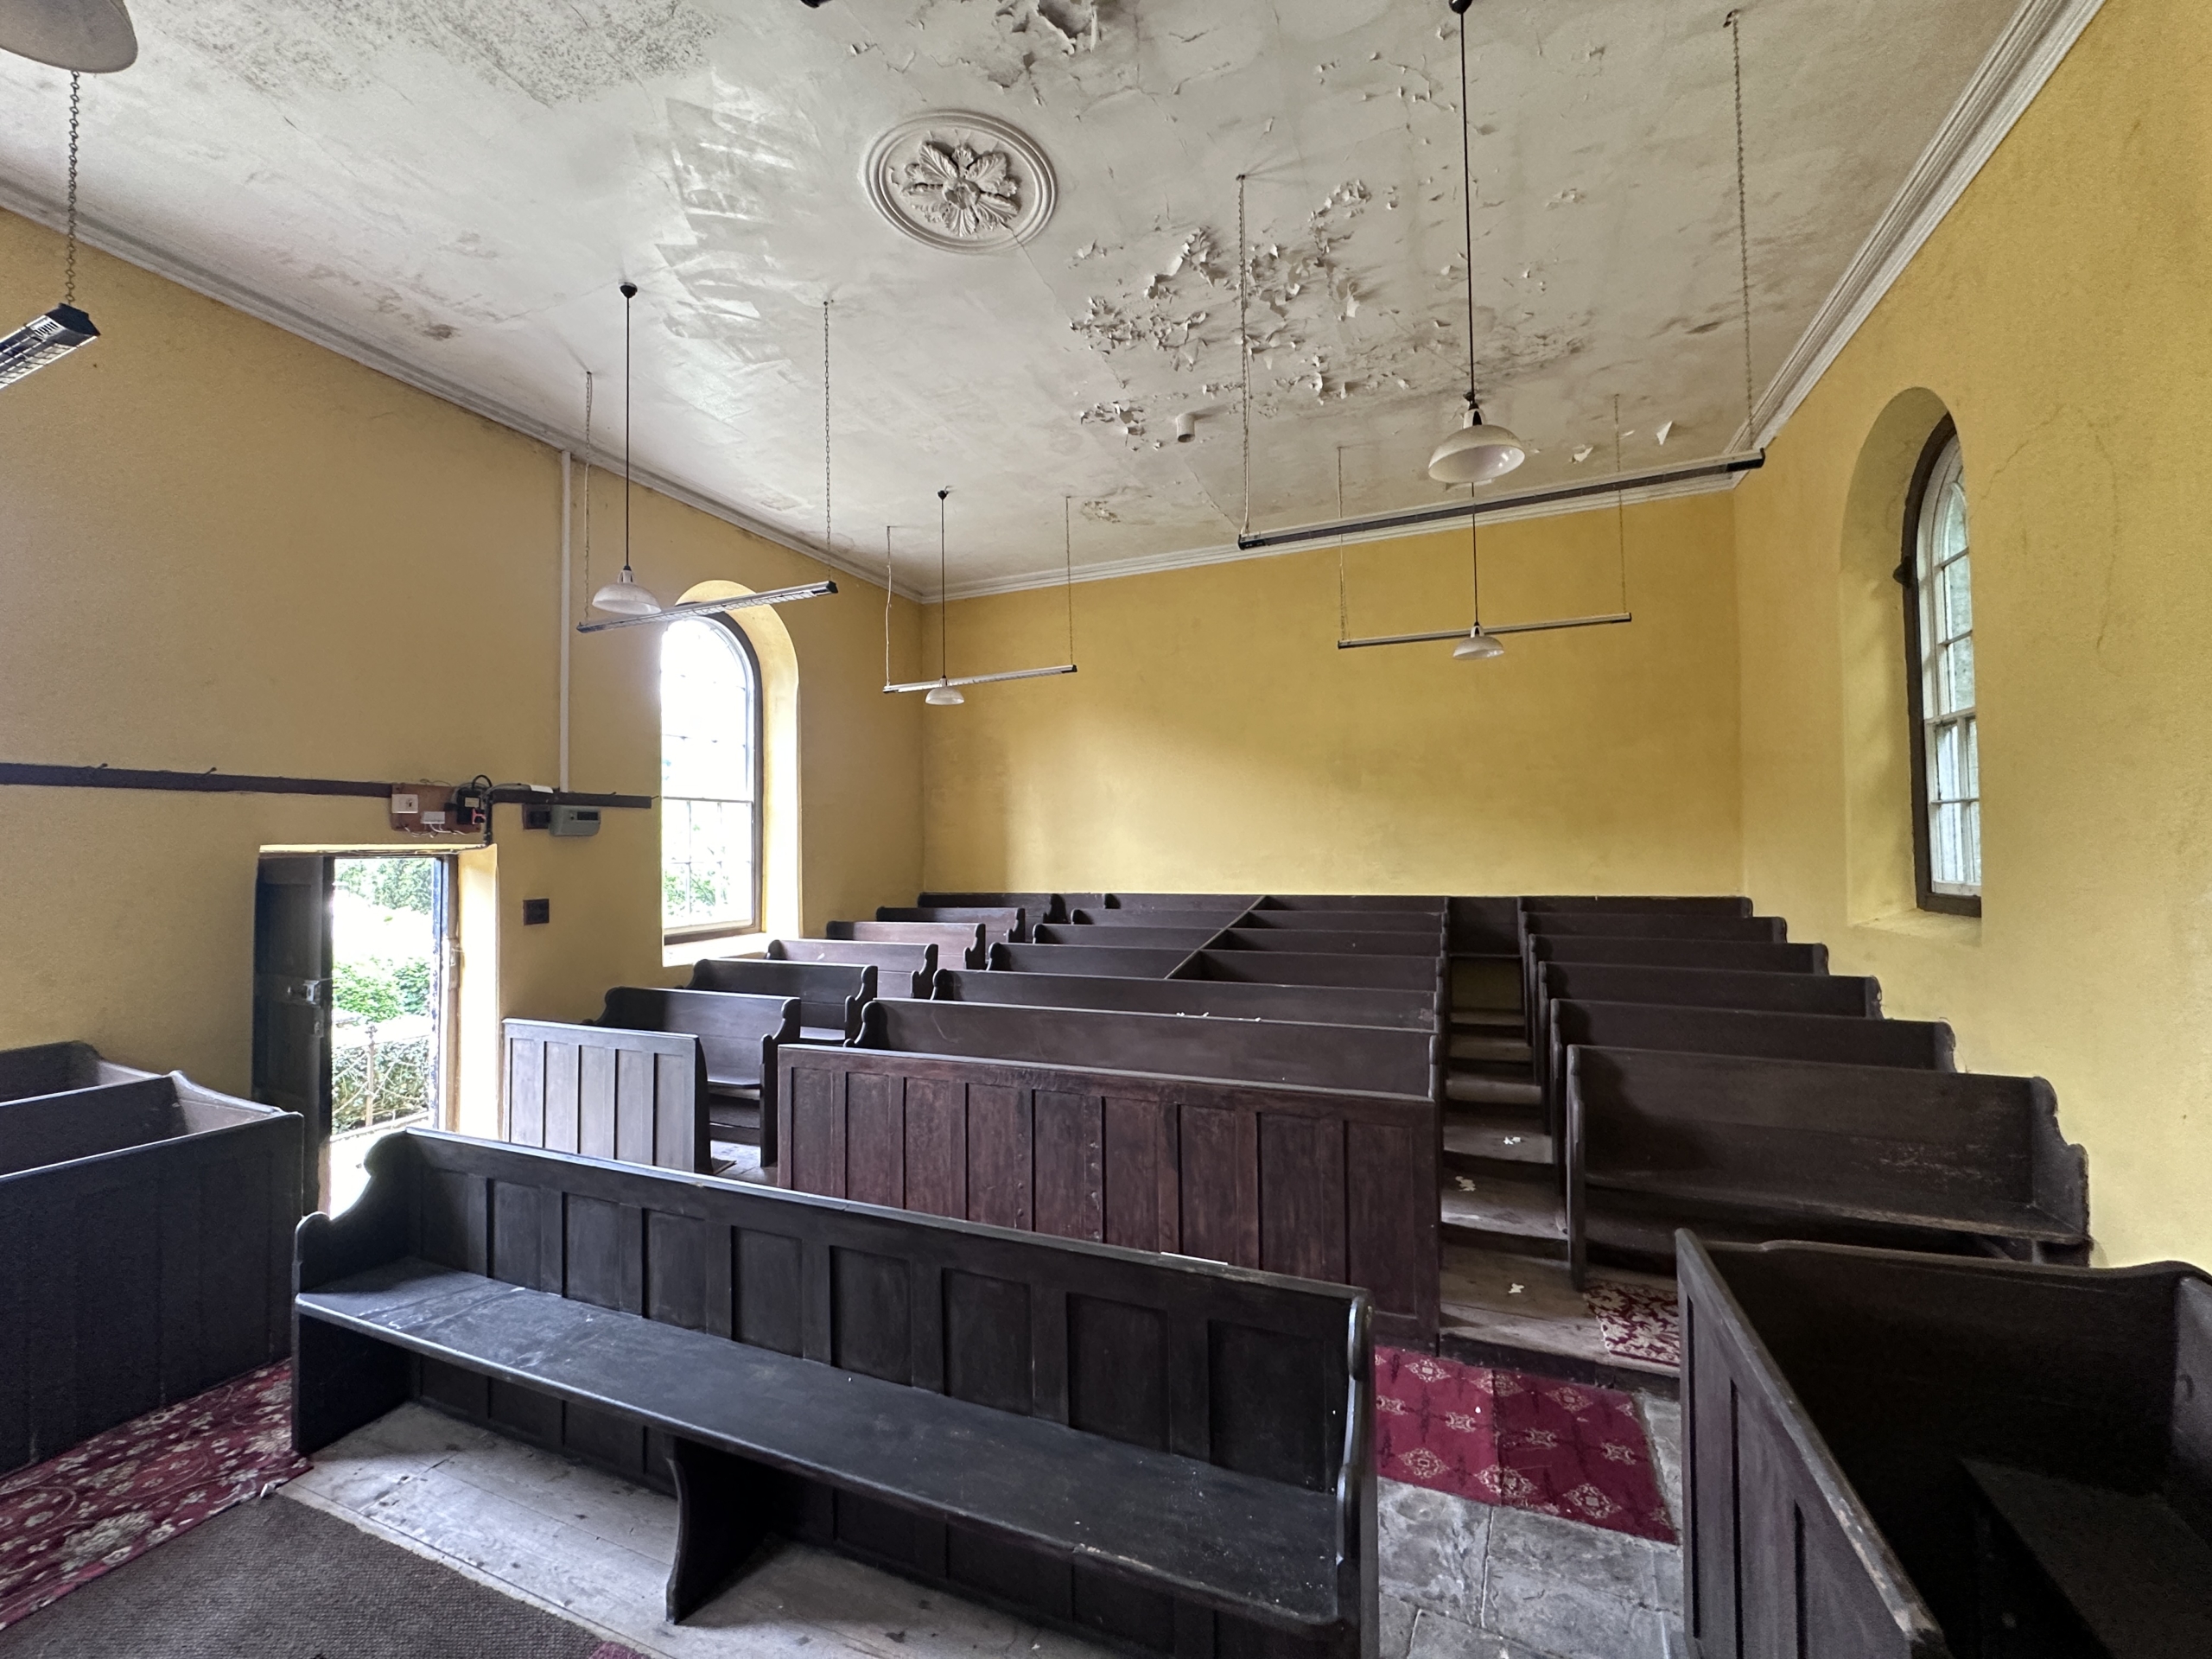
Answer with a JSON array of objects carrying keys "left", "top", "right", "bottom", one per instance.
[
  {"left": 660, "top": 616, "right": 763, "bottom": 941},
  {"left": 1908, "top": 429, "right": 1981, "bottom": 908}
]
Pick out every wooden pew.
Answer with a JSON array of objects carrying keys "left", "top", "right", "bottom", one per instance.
[
  {"left": 599, "top": 988, "right": 798, "bottom": 1160},
  {"left": 770, "top": 937, "right": 937, "bottom": 999},
  {"left": 1258, "top": 894, "right": 1450, "bottom": 913},
  {"left": 1522, "top": 912, "right": 1788, "bottom": 942},
  {"left": 988, "top": 943, "right": 1195, "bottom": 978},
  {"left": 1522, "top": 895, "right": 1753, "bottom": 917},
  {"left": 918, "top": 890, "right": 1067, "bottom": 925},
  {"left": 503, "top": 1020, "right": 711, "bottom": 1175},
  {"left": 1681, "top": 1234, "right": 2212, "bottom": 1658},
  {"left": 1234, "top": 910, "right": 1448, "bottom": 933},
  {"left": 1179, "top": 949, "right": 1447, "bottom": 999},
  {"left": 779, "top": 1044, "right": 1440, "bottom": 1345},
  {"left": 0, "top": 1039, "right": 154, "bottom": 1102},
  {"left": 1034, "top": 922, "right": 1223, "bottom": 951},
  {"left": 828, "top": 919, "right": 988, "bottom": 970},
  {"left": 858, "top": 998, "right": 1437, "bottom": 1098},
  {"left": 1213, "top": 926, "right": 1444, "bottom": 957},
  {"left": 1, "top": 1072, "right": 299, "bottom": 1475},
  {"left": 1562, "top": 1046, "right": 2089, "bottom": 1287},
  {"left": 295, "top": 1129, "right": 1376, "bottom": 1656},
  {"left": 688, "top": 957, "right": 875, "bottom": 1042},
  {"left": 877, "top": 905, "right": 1027, "bottom": 944},
  {"left": 1069, "top": 907, "right": 1246, "bottom": 931},
  {"left": 1105, "top": 892, "right": 1261, "bottom": 910},
  {"left": 1530, "top": 935, "right": 1827, "bottom": 975},
  {"left": 932, "top": 968, "right": 1440, "bottom": 1032},
  {"left": 1541, "top": 1000, "right": 1955, "bottom": 1154}
]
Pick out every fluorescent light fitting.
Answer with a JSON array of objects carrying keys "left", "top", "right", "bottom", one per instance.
[
  {"left": 885, "top": 664, "right": 1077, "bottom": 695},
  {"left": 577, "top": 579, "right": 837, "bottom": 633},
  {"left": 0, "top": 303, "right": 98, "bottom": 388}
]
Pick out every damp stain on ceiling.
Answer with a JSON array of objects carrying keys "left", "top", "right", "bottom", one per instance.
[{"left": 0, "top": 0, "right": 2021, "bottom": 589}]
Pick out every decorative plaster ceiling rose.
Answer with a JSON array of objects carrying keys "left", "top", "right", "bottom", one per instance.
[{"left": 866, "top": 111, "right": 1055, "bottom": 254}]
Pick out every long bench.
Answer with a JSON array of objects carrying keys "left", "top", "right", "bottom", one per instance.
[
  {"left": 689, "top": 957, "right": 875, "bottom": 1043},
  {"left": 3, "top": 1071, "right": 299, "bottom": 1474},
  {"left": 0, "top": 1039, "right": 154, "bottom": 1102},
  {"left": 1103, "top": 893, "right": 1261, "bottom": 910},
  {"left": 1215, "top": 927, "right": 1443, "bottom": 957},
  {"left": 857, "top": 999, "right": 1438, "bottom": 1099},
  {"left": 294, "top": 1129, "right": 1374, "bottom": 1654},
  {"left": 503, "top": 1020, "right": 711, "bottom": 1175},
  {"left": 1258, "top": 895, "right": 1450, "bottom": 913},
  {"left": 918, "top": 890, "right": 1069, "bottom": 925},
  {"left": 1179, "top": 949, "right": 1447, "bottom": 999},
  {"left": 1522, "top": 895, "right": 1753, "bottom": 917},
  {"left": 1233, "top": 911, "right": 1448, "bottom": 934},
  {"left": 1562, "top": 1046, "right": 2089, "bottom": 1286},
  {"left": 1681, "top": 1234, "right": 2212, "bottom": 1657},
  {"left": 1522, "top": 912, "right": 1788, "bottom": 942},
  {"left": 828, "top": 919, "right": 988, "bottom": 970},
  {"left": 991, "top": 943, "right": 1192, "bottom": 978},
  {"left": 1069, "top": 908, "right": 1246, "bottom": 931},
  {"left": 598, "top": 988, "right": 798, "bottom": 1160},
  {"left": 1540, "top": 1000, "right": 1953, "bottom": 1150},
  {"left": 1035, "top": 922, "right": 1223, "bottom": 951},
  {"left": 877, "top": 906, "right": 1027, "bottom": 944},
  {"left": 932, "top": 969, "right": 1440, "bottom": 1032},
  {"left": 778, "top": 1043, "right": 1440, "bottom": 1344},
  {"left": 1530, "top": 935, "right": 1827, "bottom": 976},
  {"left": 771, "top": 937, "right": 937, "bottom": 999}
]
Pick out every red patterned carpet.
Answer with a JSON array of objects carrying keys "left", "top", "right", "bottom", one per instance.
[
  {"left": 0, "top": 1361, "right": 308, "bottom": 1630},
  {"left": 1583, "top": 1279, "right": 1683, "bottom": 1369},
  {"left": 1373, "top": 1346, "right": 1676, "bottom": 1542}
]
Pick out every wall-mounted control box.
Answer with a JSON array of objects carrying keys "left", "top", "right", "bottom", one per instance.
[{"left": 550, "top": 805, "right": 601, "bottom": 837}]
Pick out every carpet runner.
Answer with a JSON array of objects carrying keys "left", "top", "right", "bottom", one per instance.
[
  {"left": 0, "top": 1360, "right": 308, "bottom": 1630},
  {"left": 1373, "top": 1347, "right": 1675, "bottom": 1542},
  {"left": 1583, "top": 1279, "right": 1682, "bottom": 1369}
]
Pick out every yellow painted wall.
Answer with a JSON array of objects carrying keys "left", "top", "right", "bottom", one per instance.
[
  {"left": 1732, "top": 0, "right": 2212, "bottom": 1265},
  {"left": 0, "top": 207, "right": 924, "bottom": 1111},
  {"left": 919, "top": 492, "right": 1743, "bottom": 897}
]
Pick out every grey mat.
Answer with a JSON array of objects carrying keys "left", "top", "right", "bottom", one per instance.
[{"left": 0, "top": 1495, "right": 610, "bottom": 1659}]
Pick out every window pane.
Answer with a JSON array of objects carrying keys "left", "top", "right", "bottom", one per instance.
[
  {"left": 661, "top": 619, "right": 760, "bottom": 931},
  {"left": 1933, "top": 721, "right": 1963, "bottom": 803},
  {"left": 1964, "top": 717, "right": 1980, "bottom": 799},
  {"left": 1942, "top": 634, "right": 1975, "bottom": 714},
  {"left": 1963, "top": 799, "right": 1982, "bottom": 889},
  {"left": 1938, "top": 474, "right": 1968, "bottom": 563},
  {"left": 1939, "top": 553, "right": 1973, "bottom": 639}
]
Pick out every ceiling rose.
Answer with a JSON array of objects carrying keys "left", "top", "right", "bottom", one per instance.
[{"left": 865, "top": 112, "right": 1056, "bottom": 254}]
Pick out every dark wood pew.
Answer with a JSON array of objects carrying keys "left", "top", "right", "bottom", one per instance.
[
  {"left": 858, "top": 999, "right": 1437, "bottom": 1098},
  {"left": 1562, "top": 1046, "right": 2089, "bottom": 1287},
  {"left": 1681, "top": 1234, "right": 2212, "bottom": 1658},
  {"left": 1531, "top": 935, "right": 1827, "bottom": 975},
  {"left": 779, "top": 1044, "right": 1440, "bottom": 1345},
  {"left": 598, "top": 988, "right": 799, "bottom": 1160},
  {"left": 878, "top": 906, "right": 1027, "bottom": 944},
  {"left": 1105, "top": 892, "right": 1261, "bottom": 910},
  {"left": 1214, "top": 927, "right": 1443, "bottom": 957},
  {"left": 1522, "top": 912, "right": 1788, "bottom": 942},
  {"left": 1034, "top": 922, "right": 1223, "bottom": 951},
  {"left": 689, "top": 957, "right": 875, "bottom": 1042},
  {"left": 295, "top": 1129, "right": 1376, "bottom": 1656},
  {"left": 770, "top": 937, "right": 936, "bottom": 998},
  {"left": 989, "top": 943, "right": 1195, "bottom": 978},
  {"left": 933, "top": 968, "right": 1440, "bottom": 1031},
  {"left": 1069, "top": 907, "right": 1246, "bottom": 931},
  {"left": 0, "top": 1039, "right": 155, "bottom": 1102},
  {"left": 1541, "top": 1000, "right": 1954, "bottom": 1152},
  {"left": 1179, "top": 949, "right": 1447, "bottom": 997},
  {"left": 1536, "top": 959, "right": 1882, "bottom": 1017},
  {"left": 2, "top": 1072, "right": 299, "bottom": 1475},
  {"left": 1522, "top": 895, "right": 1753, "bottom": 916},
  {"left": 503, "top": 1020, "right": 711, "bottom": 1175},
  {"left": 918, "top": 890, "right": 1067, "bottom": 926},
  {"left": 1257, "top": 894, "right": 1450, "bottom": 913},
  {"left": 828, "top": 918, "right": 988, "bottom": 970},
  {"left": 1235, "top": 910, "right": 1448, "bottom": 933}
]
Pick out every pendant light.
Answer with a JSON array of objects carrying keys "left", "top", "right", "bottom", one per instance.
[
  {"left": 1452, "top": 505, "right": 1503, "bottom": 662},
  {"left": 0, "top": 0, "right": 137, "bottom": 73},
  {"left": 1427, "top": 0, "right": 1526, "bottom": 487},
  {"left": 589, "top": 281, "right": 661, "bottom": 616},
  {"left": 0, "top": 73, "right": 99, "bottom": 390},
  {"left": 925, "top": 488, "right": 965, "bottom": 706}
]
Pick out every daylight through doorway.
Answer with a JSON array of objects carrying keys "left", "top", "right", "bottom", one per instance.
[{"left": 327, "top": 855, "right": 452, "bottom": 1211}]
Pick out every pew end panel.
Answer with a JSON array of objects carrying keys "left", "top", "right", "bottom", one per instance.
[
  {"left": 690, "top": 958, "right": 877, "bottom": 1042},
  {"left": 502, "top": 1020, "right": 712, "bottom": 1175},
  {"left": 772, "top": 938, "right": 938, "bottom": 1000},
  {"left": 0, "top": 1040, "right": 158, "bottom": 1104}
]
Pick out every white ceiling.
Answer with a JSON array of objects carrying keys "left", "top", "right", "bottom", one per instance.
[{"left": 0, "top": 0, "right": 2020, "bottom": 591}]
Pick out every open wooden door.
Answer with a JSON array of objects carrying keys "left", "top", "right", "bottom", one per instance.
[{"left": 253, "top": 854, "right": 334, "bottom": 1209}]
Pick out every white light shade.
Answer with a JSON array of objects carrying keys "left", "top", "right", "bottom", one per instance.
[
  {"left": 1452, "top": 629, "right": 1505, "bottom": 661},
  {"left": 1428, "top": 412, "right": 1528, "bottom": 486},
  {"left": 590, "top": 567, "right": 660, "bottom": 616},
  {"left": 925, "top": 681, "right": 966, "bottom": 706},
  {"left": 0, "top": 0, "right": 137, "bottom": 71}
]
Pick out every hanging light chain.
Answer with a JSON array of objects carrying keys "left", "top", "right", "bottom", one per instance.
[
  {"left": 621, "top": 281, "right": 637, "bottom": 576},
  {"left": 938, "top": 487, "right": 951, "bottom": 681},
  {"left": 1237, "top": 173, "right": 1252, "bottom": 535},
  {"left": 1614, "top": 393, "right": 1629, "bottom": 613},
  {"left": 823, "top": 298, "right": 834, "bottom": 569},
  {"left": 1335, "top": 447, "right": 1349, "bottom": 645},
  {"left": 1728, "top": 9, "right": 1756, "bottom": 442},
  {"left": 582, "top": 371, "right": 595, "bottom": 599},
  {"left": 1457, "top": 10, "right": 1480, "bottom": 421},
  {"left": 1064, "top": 495, "right": 1077, "bottom": 663},
  {"left": 884, "top": 526, "right": 894, "bottom": 690},
  {"left": 64, "top": 73, "right": 81, "bottom": 308}
]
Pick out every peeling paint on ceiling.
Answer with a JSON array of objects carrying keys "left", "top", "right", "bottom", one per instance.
[{"left": 0, "top": 0, "right": 2020, "bottom": 589}]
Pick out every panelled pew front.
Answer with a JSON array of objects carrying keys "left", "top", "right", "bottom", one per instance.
[
  {"left": 778, "top": 1034, "right": 1440, "bottom": 1345},
  {"left": 1681, "top": 1235, "right": 2212, "bottom": 1658},
  {"left": 294, "top": 1130, "right": 1376, "bottom": 1656},
  {"left": 1, "top": 1068, "right": 300, "bottom": 1474},
  {"left": 1562, "top": 1046, "right": 2089, "bottom": 1284},
  {"left": 932, "top": 969, "right": 1440, "bottom": 1033},
  {"left": 503, "top": 1020, "right": 712, "bottom": 1175}
]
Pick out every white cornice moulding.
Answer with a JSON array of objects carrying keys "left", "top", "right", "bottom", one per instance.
[
  {"left": 0, "top": 178, "right": 913, "bottom": 599},
  {"left": 1733, "top": 0, "right": 2105, "bottom": 451}
]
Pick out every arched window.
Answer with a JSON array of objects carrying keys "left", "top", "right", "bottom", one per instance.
[
  {"left": 1902, "top": 420, "right": 1980, "bottom": 912},
  {"left": 661, "top": 616, "right": 762, "bottom": 936}
]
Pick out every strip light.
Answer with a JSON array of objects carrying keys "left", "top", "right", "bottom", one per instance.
[
  {"left": 885, "top": 664, "right": 1077, "bottom": 695},
  {"left": 0, "top": 303, "right": 98, "bottom": 387},
  {"left": 576, "top": 580, "right": 837, "bottom": 633},
  {"left": 1338, "top": 612, "right": 1631, "bottom": 652}
]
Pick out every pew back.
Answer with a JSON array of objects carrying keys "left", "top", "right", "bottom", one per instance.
[
  {"left": 600, "top": 988, "right": 799, "bottom": 1094},
  {"left": 1532, "top": 936, "right": 1827, "bottom": 974},
  {"left": 829, "top": 919, "right": 988, "bottom": 969},
  {"left": 860, "top": 999, "right": 1437, "bottom": 1097},
  {"left": 877, "top": 906, "right": 1026, "bottom": 944},
  {"left": 503, "top": 1020, "right": 710, "bottom": 1174},
  {"left": 989, "top": 943, "right": 1193, "bottom": 978},
  {"left": 1180, "top": 950, "right": 1446, "bottom": 995},
  {"left": 1105, "top": 893, "right": 1260, "bottom": 909},
  {"left": 1234, "top": 910, "right": 1448, "bottom": 934},
  {"left": 1522, "top": 912, "right": 1787, "bottom": 942},
  {"left": 1215, "top": 928, "right": 1443, "bottom": 957},
  {"left": 687, "top": 958, "right": 875, "bottom": 1040},
  {"left": 0, "top": 1040, "right": 155, "bottom": 1104},
  {"left": 932, "top": 969, "right": 1440, "bottom": 1031},
  {"left": 1069, "top": 908, "right": 1244, "bottom": 931},
  {"left": 1522, "top": 895, "right": 1754, "bottom": 916},
  {"left": 918, "top": 890, "right": 1066, "bottom": 925},
  {"left": 1536, "top": 961, "right": 1882, "bottom": 1017},
  {"left": 1034, "top": 923, "right": 1221, "bottom": 951},
  {"left": 771, "top": 937, "right": 937, "bottom": 998},
  {"left": 1257, "top": 895, "right": 1451, "bottom": 913}
]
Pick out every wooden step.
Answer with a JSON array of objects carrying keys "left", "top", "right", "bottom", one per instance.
[
  {"left": 1450, "top": 1033, "right": 1533, "bottom": 1064},
  {"left": 1440, "top": 1170, "right": 1566, "bottom": 1256},
  {"left": 1446, "top": 1071, "right": 1542, "bottom": 1109},
  {"left": 1442, "top": 1119, "right": 1552, "bottom": 1166},
  {"left": 1450, "top": 1008, "right": 1523, "bottom": 1031}
]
